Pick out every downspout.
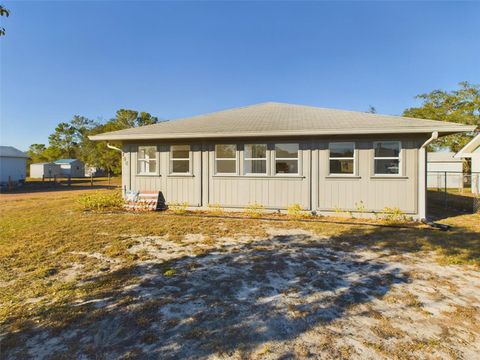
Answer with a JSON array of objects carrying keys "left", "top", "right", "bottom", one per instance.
[
  {"left": 107, "top": 143, "right": 127, "bottom": 195},
  {"left": 421, "top": 131, "right": 438, "bottom": 149},
  {"left": 107, "top": 143, "right": 122, "bottom": 152}
]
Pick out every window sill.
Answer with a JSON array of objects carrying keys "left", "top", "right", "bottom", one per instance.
[
  {"left": 370, "top": 175, "right": 408, "bottom": 179},
  {"left": 213, "top": 175, "right": 305, "bottom": 180},
  {"left": 137, "top": 173, "right": 160, "bottom": 177},
  {"left": 326, "top": 175, "right": 361, "bottom": 179},
  {"left": 168, "top": 174, "right": 194, "bottom": 178}
]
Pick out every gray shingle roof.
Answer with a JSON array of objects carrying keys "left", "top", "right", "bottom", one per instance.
[{"left": 89, "top": 102, "right": 476, "bottom": 141}]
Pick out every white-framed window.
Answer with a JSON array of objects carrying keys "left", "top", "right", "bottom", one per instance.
[
  {"left": 275, "top": 143, "right": 299, "bottom": 175},
  {"left": 215, "top": 144, "right": 237, "bottom": 174},
  {"left": 170, "top": 145, "right": 190, "bottom": 174},
  {"left": 137, "top": 145, "right": 157, "bottom": 175},
  {"left": 329, "top": 142, "right": 355, "bottom": 175},
  {"left": 244, "top": 144, "right": 267, "bottom": 175},
  {"left": 373, "top": 141, "right": 401, "bottom": 175}
]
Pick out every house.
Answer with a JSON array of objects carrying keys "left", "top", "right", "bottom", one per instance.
[
  {"left": 85, "top": 166, "right": 106, "bottom": 177},
  {"left": 427, "top": 152, "right": 464, "bottom": 189},
  {"left": 30, "top": 162, "right": 62, "bottom": 179},
  {"left": 54, "top": 159, "right": 85, "bottom": 177},
  {"left": 0, "top": 146, "right": 29, "bottom": 185},
  {"left": 90, "top": 102, "right": 476, "bottom": 219},
  {"left": 455, "top": 134, "right": 480, "bottom": 193}
]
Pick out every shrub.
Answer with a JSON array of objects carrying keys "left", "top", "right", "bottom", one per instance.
[
  {"left": 287, "top": 203, "right": 304, "bottom": 219},
  {"left": 244, "top": 202, "right": 265, "bottom": 218},
  {"left": 207, "top": 203, "right": 223, "bottom": 216},
  {"left": 77, "top": 190, "right": 123, "bottom": 211},
  {"left": 169, "top": 202, "right": 189, "bottom": 215},
  {"left": 381, "top": 207, "right": 409, "bottom": 223}
]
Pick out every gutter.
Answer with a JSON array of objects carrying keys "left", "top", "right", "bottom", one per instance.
[
  {"left": 107, "top": 143, "right": 122, "bottom": 152},
  {"left": 420, "top": 131, "right": 438, "bottom": 149}
]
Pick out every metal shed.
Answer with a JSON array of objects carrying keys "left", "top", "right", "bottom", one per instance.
[{"left": 0, "top": 146, "right": 29, "bottom": 184}]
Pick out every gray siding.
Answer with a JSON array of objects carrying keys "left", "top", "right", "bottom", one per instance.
[{"left": 122, "top": 135, "right": 427, "bottom": 217}]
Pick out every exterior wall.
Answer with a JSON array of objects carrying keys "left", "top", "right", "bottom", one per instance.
[
  {"left": 30, "top": 163, "right": 62, "bottom": 178},
  {"left": 122, "top": 135, "right": 428, "bottom": 218},
  {"left": 471, "top": 150, "right": 480, "bottom": 194},
  {"left": 57, "top": 161, "right": 85, "bottom": 177},
  {"left": 0, "top": 157, "right": 27, "bottom": 183}
]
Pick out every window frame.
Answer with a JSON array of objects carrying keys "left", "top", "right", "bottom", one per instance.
[
  {"left": 274, "top": 143, "right": 300, "bottom": 176},
  {"left": 137, "top": 145, "right": 158, "bottom": 176},
  {"left": 328, "top": 142, "right": 356, "bottom": 176},
  {"left": 373, "top": 140, "right": 402, "bottom": 176},
  {"left": 215, "top": 144, "right": 238, "bottom": 175},
  {"left": 169, "top": 144, "right": 191, "bottom": 175},
  {"left": 244, "top": 143, "right": 268, "bottom": 176}
]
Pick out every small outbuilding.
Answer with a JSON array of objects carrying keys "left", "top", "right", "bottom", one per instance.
[
  {"left": 30, "top": 162, "right": 62, "bottom": 179},
  {"left": 455, "top": 134, "right": 480, "bottom": 194},
  {"left": 54, "top": 159, "right": 85, "bottom": 177},
  {"left": 427, "top": 152, "right": 464, "bottom": 189},
  {"left": 0, "top": 146, "right": 29, "bottom": 185}
]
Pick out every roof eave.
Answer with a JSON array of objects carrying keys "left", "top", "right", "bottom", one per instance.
[{"left": 89, "top": 125, "right": 476, "bottom": 141}]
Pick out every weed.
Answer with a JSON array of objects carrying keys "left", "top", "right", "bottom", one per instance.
[
  {"left": 163, "top": 268, "right": 176, "bottom": 276},
  {"left": 381, "top": 207, "right": 409, "bottom": 223},
  {"left": 77, "top": 190, "right": 123, "bottom": 211},
  {"left": 169, "top": 202, "right": 188, "bottom": 215},
  {"left": 244, "top": 202, "right": 265, "bottom": 218},
  {"left": 207, "top": 203, "right": 223, "bottom": 216},
  {"left": 287, "top": 203, "right": 303, "bottom": 219}
]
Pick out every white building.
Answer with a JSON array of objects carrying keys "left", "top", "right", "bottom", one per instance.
[
  {"left": 30, "top": 162, "right": 62, "bottom": 179},
  {"left": 456, "top": 134, "right": 480, "bottom": 194},
  {"left": 54, "top": 159, "right": 85, "bottom": 177},
  {"left": 0, "top": 146, "right": 29, "bottom": 184},
  {"left": 427, "top": 152, "right": 464, "bottom": 189}
]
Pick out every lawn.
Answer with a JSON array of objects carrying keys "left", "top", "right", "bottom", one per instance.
[{"left": 0, "top": 188, "right": 479, "bottom": 359}]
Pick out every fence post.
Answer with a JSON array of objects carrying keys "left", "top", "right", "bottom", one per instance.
[
  {"left": 68, "top": 176, "right": 71, "bottom": 187},
  {"left": 91, "top": 173, "right": 93, "bottom": 187},
  {"left": 444, "top": 171, "right": 448, "bottom": 208}
]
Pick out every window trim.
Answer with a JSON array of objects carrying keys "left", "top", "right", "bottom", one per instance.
[
  {"left": 274, "top": 143, "right": 300, "bottom": 176},
  {"left": 373, "top": 140, "right": 402, "bottom": 177},
  {"left": 244, "top": 143, "right": 268, "bottom": 176},
  {"left": 169, "top": 144, "right": 191, "bottom": 175},
  {"left": 328, "top": 142, "right": 356, "bottom": 176},
  {"left": 137, "top": 145, "right": 158, "bottom": 176},
  {"left": 215, "top": 144, "right": 238, "bottom": 175}
]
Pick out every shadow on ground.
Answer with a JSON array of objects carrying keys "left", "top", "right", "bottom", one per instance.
[{"left": 2, "top": 233, "right": 409, "bottom": 359}]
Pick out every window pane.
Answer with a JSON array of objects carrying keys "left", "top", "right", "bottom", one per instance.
[
  {"left": 139, "top": 146, "right": 156, "bottom": 159},
  {"left": 216, "top": 144, "right": 236, "bottom": 158},
  {"left": 375, "top": 159, "right": 399, "bottom": 174},
  {"left": 275, "top": 143, "right": 298, "bottom": 158},
  {"left": 172, "top": 160, "right": 189, "bottom": 173},
  {"left": 148, "top": 160, "right": 157, "bottom": 173},
  {"left": 330, "top": 160, "right": 354, "bottom": 174},
  {"left": 137, "top": 160, "right": 146, "bottom": 173},
  {"left": 171, "top": 145, "right": 190, "bottom": 159},
  {"left": 245, "top": 159, "right": 266, "bottom": 174},
  {"left": 276, "top": 160, "right": 298, "bottom": 174},
  {"left": 245, "top": 144, "right": 266, "bottom": 159},
  {"left": 216, "top": 159, "right": 236, "bottom": 173},
  {"left": 375, "top": 142, "right": 400, "bottom": 157},
  {"left": 330, "top": 143, "right": 354, "bottom": 158}
]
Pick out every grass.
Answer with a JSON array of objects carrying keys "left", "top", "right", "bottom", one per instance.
[{"left": 0, "top": 187, "right": 479, "bottom": 346}]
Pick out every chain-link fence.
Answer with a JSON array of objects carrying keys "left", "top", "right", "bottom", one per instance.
[{"left": 427, "top": 171, "right": 480, "bottom": 215}]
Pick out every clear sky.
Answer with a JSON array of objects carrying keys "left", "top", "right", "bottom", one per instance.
[{"left": 1, "top": 1, "right": 479, "bottom": 150}]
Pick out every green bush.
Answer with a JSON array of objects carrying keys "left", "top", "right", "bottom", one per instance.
[{"left": 77, "top": 190, "right": 124, "bottom": 211}]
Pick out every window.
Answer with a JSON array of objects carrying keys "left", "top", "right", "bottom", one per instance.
[
  {"left": 137, "top": 146, "right": 157, "bottom": 174},
  {"left": 374, "top": 141, "right": 401, "bottom": 175},
  {"left": 275, "top": 143, "right": 299, "bottom": 174},
  {"left": 244, "top": 144, "right": 267, "bottom": 174},
  {"left": 215, "top": 144, "right": 237, "bottom": 174},
  {"left": 329, "top": 142, "right": 355, "bottom": 175},
  {"left": 170, "top": 145, "right": 190, "bottom": 174}
]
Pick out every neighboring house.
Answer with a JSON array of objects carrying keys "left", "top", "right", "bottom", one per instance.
[
  {"left": 455, "top": 134, "right": 480, "bottom": 194},
  {"left": 54, "top": 159, "right": 85, "bottom": 177},
  {"left": 0, "top": 146, "right": 29, "bottom": 185},
  {"left": 85, "top": 166, "right": 106, "bottom": 177},
  {"left": 427, "top": 152, "right": 464, "bottom": 189},
  {"left": 90, "top": 102, "right": 476, "bottom": 220},
  {"left": 30, "top": 162, "right": 62, "bottom": 179}
]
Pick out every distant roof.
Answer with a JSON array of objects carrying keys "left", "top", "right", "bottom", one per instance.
[
  {"left": 89, "top": 102, "right": 476, "bottom": 141},
  {"left": 0, "top": 146, "right": 29, "bottom": 158},
  {"left": 455, "top": 134, "right": 480, "bottom": 158},
  {"left": 428, "top": 152, "right": 463, "bottom": 163},
  {"left": 54, "top": 159, "right": 80, "bottom": 164}
]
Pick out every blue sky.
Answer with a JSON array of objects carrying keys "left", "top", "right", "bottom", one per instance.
[{"left": 1, "top": 1, "right": 479, "bottom": 150}]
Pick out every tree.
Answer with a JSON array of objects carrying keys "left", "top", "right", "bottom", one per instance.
[
  {"left": 0, "top": 5, "right": 9, "bottom": 37},
  {"left": 403, "top": 82, "right": 480, "bottom": 152},
  {"left": 366, "top": 105, "right": 377, "bottom": 114}
]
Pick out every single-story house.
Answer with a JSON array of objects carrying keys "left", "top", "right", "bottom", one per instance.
[
  {"left": 54, "top": 159, "right": 85, "bottom": 177},
  {"left": 30, "top": 162, "right": 62, "bottom": 179},
  {"left": 0, "top": 146, "right": 29, "bottom": 185},
  {"left": 90, "top": 102, "right": 476, "bottom": 219},
  {"left": 455, "top": 134, "right": 480, "bottom": 194},
  {"left": 427, "top": 152, "right": 464, "bottom": 189}
]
